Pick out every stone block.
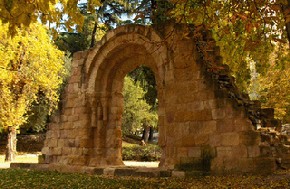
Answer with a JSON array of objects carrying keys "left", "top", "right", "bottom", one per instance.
[
  {"left": 188, "top": 147, "right": 201, "bottom": 158},
  {"left": 79, "top": 139, "right": 88, "bottom": 148},
  {"left": 62, "top": 147, "right": 72, "bottom": 155},
  {"left": 58, "top": 157, "right": 69, "bottom": 165},
  {"left": 68, "top": 115, "right": 79, "bottom": 122},
  {"left": 212, "top": 108, "right": 226, "bottom": 120},
  {"left": 174, "top": 68, "right": 193, "bottom": 81},
  {"left": 71, "top": 147, "right": 83, "bottom": 156},
  {"left": 67, "top": 83, "right": 80, "bottom": 93},
  {"left": 57, "top": 139, "right": 65, "bottom": 147},
  {"left": 191, "top": 109, "right": 213, "bottom": 121},
  {"left": 63, "top": 122, "right": 72, "bottom": 130},
  {"left": 188, "top": 101, "right": 204, "bottom": 111},
  {"left": 180, "top": 135, "right": 195, "bottom": 147},
  {"left": 221, "top": 133, "right": 240, "bottom": 146},
  {"left": 216, "top": 119, "right": 234, "bottom": 133},
  {"left": 166, "top": 111, "right": 175, "bottom": 123},
  {"left": 209, "top": 134, "right": 221, "bottom": 145},
  {"left": 203, "top": 120, "right": 217, "bottom": 133},
  {"left": 73, "top": 51, "right": 87, "bottom": 60},
  {"left": 234, "top": 118, "right": 253, "bottom": 132},
  {"left": 172, "top": 171, "right": 185, "bottom": 177},
  {"left": 49, "top": 139, "right": 58, "bottom": 148},
  {"left": 179, "top": 157, "right": 195, "bottom": 165},
  {"left": 194, "top": 134, "right": 209, "bottom": 145},
  {"left": 82, "top": 148, "right": 89, "bottom": 155},
  {"left": 71, "top": 120, "right": 83, "bottom": 129},
  {"left": 71, "top": 156, "right": 86, "bottom": 166},
  {"left": 68, "top": 74, "right": 80, "bottom": 84},
  {"left": 51, "top": 116, "right": 60, "bottom": 124},
  {"left": 164, "top": 147, "right": 176, "bottom": 160},
  {"left": 60, "top": 130, "right": 69, "bottom": 139},
  {"left": 177, "top": 147, "right": 188, "bottom": 158},
  {"left": 174, "top": 111, "right": 184, "bottom": 122},
  {"left": 196, "top": 79, "right": 209, "bottom": 91},
  {"left": 237, "top": 158, "right": 254, "bottom": 173},
  {"left": 114, "top": 168, "right": 135, "bottom": 176},
  {"left": 74, "top": 107, "right": 89, "bottom": 114},
  {"left": 203, "top": 99, "right": 226, "bottom": 109},
  {"left": 160, "top": 170, "right": 172, "bottom": 177},
  {"left": 209, "top": 158, "right": 223, "bottom": 173},
  {"left": 176, "top": 92, "right": 194, "bottom": 104},
  {"left": 232, "top": 145, "right": 248, "bottom": 158},
  {"left": 184, "top": 111, "right": 194, "bottom": 121},
  {"left": 240, "top": 131, "right": 261, "bottom": 146},
  {"left": 189, "top": 121, "right": 216, "bottom": 136},
  {"left": 63, "top": 108, "right": 73, "bottom": 116},
  {"left": 185, "top": 81, "right": 199, "bottom": 93},
  {"left": 67, "top": 139, "right": 76, "bottom": 148},
  {"left": 41, "top": 147, "right": 49, "bottom": 155},
  {"left": 216, "top": 146, "right": 233, "bottom": 158},
  {"left": 51, "top": 147, "right": 62, "bottom": 155},
  {"left": 194, "top": 90, "right": 215, "bottom": 101},
  {"left": 247, "top": 145, "right": 261, "bottom": 157}
]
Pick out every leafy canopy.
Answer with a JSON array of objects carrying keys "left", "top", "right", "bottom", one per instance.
[
  {"left": 0, "top": 21, "right": 66, "bottom": 130},
  {"left": 122, "top": 76, "right": 157, "bottom": 134},
  {"left": 0, "top": 0, "right": 101, "bottom": 34}
]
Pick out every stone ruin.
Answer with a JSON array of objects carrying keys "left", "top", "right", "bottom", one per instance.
[{"left": 41, "top": 23, "right": 290, "bottom": 175}]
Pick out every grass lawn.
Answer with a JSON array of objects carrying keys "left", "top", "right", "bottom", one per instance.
[{"left": 0, "top": 169, "right": 289, "bottom": 188}]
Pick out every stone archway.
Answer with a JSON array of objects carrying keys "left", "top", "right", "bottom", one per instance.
[
  {"left": 42, "top": 24, "right": 277, "bottom": 174},
  {"left": 86, "top": 42, "right": 166, "bottom": 167}
]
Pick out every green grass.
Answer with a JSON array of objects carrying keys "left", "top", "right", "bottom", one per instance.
[{"left": 0, "top": 169, "right": 289, "bottom": 188}]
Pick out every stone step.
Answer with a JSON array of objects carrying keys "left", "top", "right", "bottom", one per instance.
[{"left": 9, "top": 163, "right": 212, "bottom": 178}]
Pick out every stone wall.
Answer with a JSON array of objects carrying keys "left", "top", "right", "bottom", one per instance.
[{"left": 42, "top": 24, "right": 277, "bottom": 174}]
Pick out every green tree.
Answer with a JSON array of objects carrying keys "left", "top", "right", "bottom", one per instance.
[
  {"left": 128, "top": 66, "right": 157, "bottom": 108},
  {"left": 122, "top": 76, "right": 157, "bottom": 136},
  {"left": 0, "top": 21, "right": 66, "bottom": 161},
  {"left": 258, "top": 43, "right": 290, "bottom": 120}
]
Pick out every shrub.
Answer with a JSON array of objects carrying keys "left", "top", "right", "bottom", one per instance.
[{"left": 122, "top": 144, "right": 161, "bottom": 161}]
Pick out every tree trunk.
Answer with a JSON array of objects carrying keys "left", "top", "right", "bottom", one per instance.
[
  {"left": 142, "top": 125, "right": 150, "bottom": 143},
  {"left": 148, "top": 126, "right": 154, "bottom": 142},
  {"left": 90, "top": 21, "right": 98, "bottom": 48},
  {"left": 5, "top": 126, "right": 17, "bottom": 162}
]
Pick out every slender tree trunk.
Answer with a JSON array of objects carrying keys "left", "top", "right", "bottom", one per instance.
[
  {"left": 148, "top": 126, "right": 154, "bottom": 142},
  {"left": 142, "top": 125, "right": 150, "bottom": 143},
  {"left": 90, "top": 21, "right": 98, "bottom": 48},
  {"left": 5, "top": 126, "right": 17, "bottom": 162}
]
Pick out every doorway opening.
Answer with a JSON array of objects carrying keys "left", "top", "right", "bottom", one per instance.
[{"left": 121, "top": 66, "right": 161, "bottom": 167}]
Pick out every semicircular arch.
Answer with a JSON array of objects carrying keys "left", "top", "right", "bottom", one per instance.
[{"left": 85, "top": 24, "right": 168, "bottom": 95}]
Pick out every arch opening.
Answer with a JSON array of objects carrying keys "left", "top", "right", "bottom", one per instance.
[
  {"left": 87, "top": 43, "right": 166, "bottom": 168},
  {"left": 121, "top": 66, "right": 161, "bottom": 167}
]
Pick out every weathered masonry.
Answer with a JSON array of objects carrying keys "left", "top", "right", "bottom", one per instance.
[{"left": 42, "top": 24, "right": 285, "bottom": 174}]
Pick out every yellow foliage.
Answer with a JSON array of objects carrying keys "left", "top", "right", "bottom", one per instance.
[
  {"left": 0, "top": 0, "right": 101, "bottom": 34},
  {"left": 258, "top": 44, "right": 290, "bottom": 120},
  {"left": 0, "top": 21, "right": 66, "bottom": 129}
]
